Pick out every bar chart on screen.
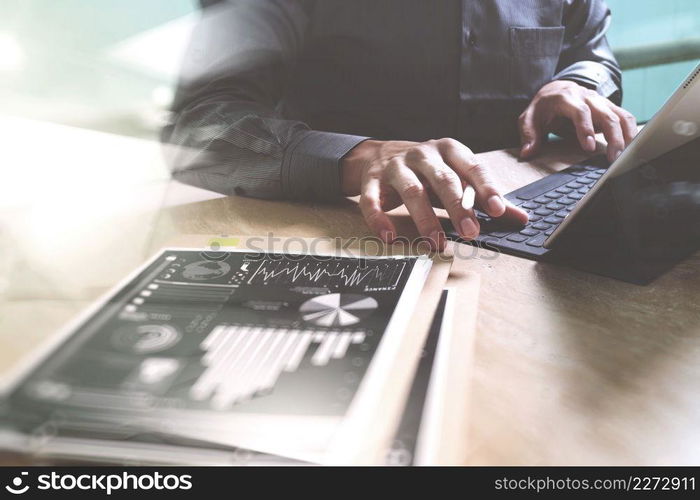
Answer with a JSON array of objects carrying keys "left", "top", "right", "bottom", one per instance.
[{"left": 190, "top": 325, "right": 367, "bottom": 409}]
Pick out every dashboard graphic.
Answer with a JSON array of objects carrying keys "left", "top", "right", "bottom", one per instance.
[
  {"left": 246, "top": 257, "right": 407, "bottom": 291},
  {"left": 191, "top": 325, "right": 367, "bottom": 409},
  {"left": 6, "top": 250, "right": 422, "bottom": 426},
  {"left": 182, "top": 260, "right": 231, "bottom": 281},
  {"left": 112, "top": 324, "right": 181, "bottom": 354},
  {"left": 300, "top": 293, "right": 378, "bottom": 327}
]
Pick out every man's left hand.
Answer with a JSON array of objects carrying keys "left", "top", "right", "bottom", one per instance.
[{"left": 519, "top": 80, "right": 638, "bottom": 163}]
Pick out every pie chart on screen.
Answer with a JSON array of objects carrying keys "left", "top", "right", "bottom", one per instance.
[{"left": 300, "top": 293, "right": 378, "bottom": 327}]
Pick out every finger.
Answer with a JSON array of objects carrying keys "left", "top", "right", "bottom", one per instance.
[
  {"left": 358, "top": 177, "right": 396, "bottom": 243},
  {"left": 409, "top": 150, "right": 479, "bottom": 240},
  {"left": 610, "top": 103, "right": 639, "bottom": 146},
  {"left": 437, "top": 139, "right": 502, "bottom": 215},
  {"left": 555, "top": 95, "right": 596, "bottom": 153},
  {"left": 385, "top": 160, "right": 445, "bottom": 250},
  {"left": 503, "top": 198, "right": 530, "bottom": 226},
  {"left": 438, "top": 139, "right": 528, "bottom": 221},
  {"left": 586, "top": 95, "right": 625, "bottom": 162},
  {"left": 518, "top": 106, "right": 547, "bottom": 159}
]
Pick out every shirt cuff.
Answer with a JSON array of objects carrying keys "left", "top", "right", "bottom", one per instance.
[
  {"left": 554, "top": 61, "right": 621, "bottom": 103},
  {"left": 281, "top": 130, "right": 369, "bottom": 201}
]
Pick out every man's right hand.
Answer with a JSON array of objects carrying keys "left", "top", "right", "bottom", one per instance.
[{"left": 341, "top": 138, "right": 529, "bottom": 250}]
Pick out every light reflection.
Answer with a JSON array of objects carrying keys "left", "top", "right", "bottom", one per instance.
[{"left": 0, "top": 32, "right": 23, "bottom": 72}]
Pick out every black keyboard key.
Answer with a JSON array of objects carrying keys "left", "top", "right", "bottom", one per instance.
[
  {"left": 506, "top": 233, "right": 529, "bottom": 242},
  {"left": 545, "top": 229, "right": 554, "bottom": 236},
  {"left": 578, "top": 177, "right": 595, "bottom": 184},
  {"left": 520, "top": 228, "right": 540, "bottom": 237},
  {"left": 528, "top": 215, "right": 542, "bottom": 222},
  {"left": 569, "top": 192, "right": 584, "bottom": 200},
  {"left": 534, "top": 208, "right": 553, "bottom": 216},
  {"left": 521, "top": 201, "right": 539, "bottom": 210},
  {"left": 544, "top": 216, "right": 563, "bottom": 224},
  {"left": 487, "top": 231, "right": 511, "bottom": 238},
  {"left": 533, "top": 196, "right": 550, "bottom": 204},
  {"left": 514, "top": 173, "right": 575, "bottom": 200},
  {"left": 558, "top": 197, "right": 576, "bottom": 205},
  {"left": 556, "top": 210, "right": 570, "bottom": 218},
  {"left": 532, "top": 222, "right": 551, "bottom": 231},
  {"left": 555, "top": 187, "right": 573, "bottom": 194},
  {"left": 545, "top": 192, "right": 563, "bottom": 199},
  {"left": 567, "top": 168, "right": 587, "bottom": 176},
  {"left": 545, "top": 202, "right": 564, "bottom": 211},
  {"left": 526, "top": 234, "right": 548, "bottom": 247},
  {"left": 566, "top": 181, "right": 586, "bottom": 189},
  {"left": 584, "top": 165, "right": 602, "bottom": 171},
  {"left": 587, "top": 172, "right": 603, "bottom": 179}
]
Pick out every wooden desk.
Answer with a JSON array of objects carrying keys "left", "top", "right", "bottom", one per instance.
[{"left": 2, "top": 115, "right": 699, "bottom": 465}]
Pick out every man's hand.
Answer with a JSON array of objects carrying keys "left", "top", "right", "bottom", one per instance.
[
  {"left": 341, "top": 138, "right": 529, "bottom": 250},
  {"left": 519, "top": 80, "right": 638, "bottom": 163}
]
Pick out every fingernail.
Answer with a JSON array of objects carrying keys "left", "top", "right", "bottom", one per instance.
[
  {"left": 487, "top": 195, "right": 506, "bottom": 216},
  {"left": 379, "top": 230, "right": 394, "bottom": 243},
  {"left": 461, "top": 185, "right": 476, "bottom": 210},
  {"left": 460, "top": 217, "right": 478, "bottom": 239},
  {"left": 586, "top": 135, "right": 596, "bottom": 151}
]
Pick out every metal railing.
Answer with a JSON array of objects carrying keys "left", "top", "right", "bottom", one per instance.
[{"left": 614, "top": 37, "right": 700, "bottom": 70}]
